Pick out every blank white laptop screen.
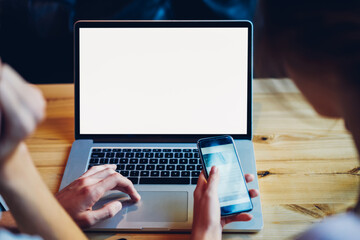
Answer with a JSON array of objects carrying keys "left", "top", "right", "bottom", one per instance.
[{"left": 79, "top": 27, "right": 248, "bottom": 135}]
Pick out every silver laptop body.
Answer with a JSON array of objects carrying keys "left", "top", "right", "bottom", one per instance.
[{"left": 59, "top": 20, "right": 263, "bottom": 232}]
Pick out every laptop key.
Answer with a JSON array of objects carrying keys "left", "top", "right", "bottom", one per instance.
[
  {"left": 186, "top": 165, "right": 196, "bottom": 171},
  {"left": 143, "top": 149, "right": 151, "bottom": 152},
  {"left": 185, "top": 153, "right": 193, "bottom": 158},
  {"left": 120, "top": 158, "right": 128, "bottom": 164},
  {"left": 156, "top": 165, "right": 165, "bottom": 170},
  {"left": 116, "top": 165, "right": 125, "bottom": 170},
  {"left": 161, "top": 171, "right": 170, "bottom": 177},
  {"left": 190, "top": 159, "right": 198, "bottom": 164},
  {"left": 140, "top": 177, "right": 190, "bottom": 184},
  {"left": 120, "top": 170, "right": 129, "bottom": 177},
  {"left": 145, "top": 153, "right": 154, "bottom": 158},
  {"left": 92, "top": 148, "right": 102, "bottom": 152},
  {"left": 155, "top": 153, "right": 163, "bottom": 158},
  {"left": 90, "top": 158, "right": 99, "bottom": 164},
  {"left": 113, "top": 149, "right": 122, "bottom": 152},
  {"left": 123, "top": 149, "right": 132, "bottom": 152},
  {"left": 169, "top": 159, "right": 178, "bottom": 164},
  {"left": 176, "top": 165, "right": 185, "bottom": 170},
  {"left": 181, "top": 171, "right": 190, "bottom": 177},
  {"left": 128, "top": 177, "right": 139, "bottom": 184},
  {"left": 171, "top": 171, "right": 180, "bottom": 177},
  {"left": 140, "top": 158, "right": 148, "bottom": 164},
  {"left": 140, "top": 171, "right": 150, "bottom": 177},
  {"left": 150, "top": 159, "right": 158, "bottom": 164},
  {"left": 146, "top": 165, "right": 155, "bottom": 170},
  {"left": 165, "top": 153, "right": 173, "bottom": 158},
  {"left": 153, "top": 149, "right": 161, "bottom": 152},
  {"left": 193, "top": 149, "right": 199, "bottom": 152},
  {"left": 163, "top": 149, "right": 172, "bottom": 152},
  {"left": 116, "top": 152, "right": 125, "bottom": 158},
  {"left": 166, "top": 165, "right": 176, "bottom": 171},
  {"left": 133, "top": 149, "right": 142, "bottom": 152},
  {"left": 191, "top": 178, "right": 199, "bottom": 185},
  {"left": 179, "top": 159, "right": 188, "bottom": 164},
  {"left": 136, "top": 165, "right": 145, "bottom": 170},
  {"left": 106, "top": 152, "right": 115, "bottom": 157},
  {"left": 175, "top": 153, "right": 183, "bottom": 158},
  {"left": 103, "top": 149, "right": 112, "bottom": 152},
  {"left": 126, "top": 153, "right": 134, "bottom": 158},
  {"left": 130, "top": 171, "right": 139, "bottom": 177},
  {"left": 160, "top": 159, "right": 168, "bottom": 164},
  {"left": 126, "top": 165, "right": 135, "bottom": 170},
  {"left": 183, "top": 149, "right": 191, "bottom": 152},
  {"left": 130, "top": 158, "right": 138, "bottom": 164},
  {"left": 194, "top": 153, "right": 200, "bottom": 158},
  {"left": 173, "top": 149, "right": 181, "bottom": 152},
  {"left": 100, "top": 158, "right": 109, "bottom": 164},
  {"left": 192, "top": 171, "right": 200, "bottom": 177},
  {"left": 109, "top": 158, "right": 117, "bottom": 164},
  {"left": 91, "top": 152, "right": 105, "bottom": 158},
  {"left": 150, "top": 171, "right": 160, "bottom": 177},
  {"left": 197, "top": 165, "right": 203, "bottom": 170},
  {"left": 135, "top": 153, "right": 144, "bottom": 158}
]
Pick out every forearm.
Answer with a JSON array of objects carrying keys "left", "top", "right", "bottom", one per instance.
[
  {"left": 191, "top": 221, "right": 222, "bottom": 240},
  {"left": 0, "top": 143, "right": 87, "bottom": 240},
  {"left": 191, "top": 229, "right": 221, "bottom": 240}
]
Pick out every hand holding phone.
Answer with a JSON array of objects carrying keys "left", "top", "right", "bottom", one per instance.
[
  {"left": 197, "top": 135, "right": 253, "bottom": 216},
  {"left": 191, "top": 164, "right": 259, "bottom": 240}
]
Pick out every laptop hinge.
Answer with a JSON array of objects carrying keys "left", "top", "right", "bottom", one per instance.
[
  {"left": 92, "top": 137, "right": 197, "bottom": 143},
  {"left": 92, "top": 136, "right": 252, "bottom": 143}
]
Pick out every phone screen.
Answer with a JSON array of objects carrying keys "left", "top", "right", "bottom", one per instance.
[{"left": 199, "top": 141, "right": 252, "bottom": 213}]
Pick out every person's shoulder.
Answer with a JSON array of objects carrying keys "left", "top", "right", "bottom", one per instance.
[
  {"left": 296, "top": 211, "right": 360, "bottom": 240},
  {"left": 0, "top": 229, "right": 43, "bottom": 240}
]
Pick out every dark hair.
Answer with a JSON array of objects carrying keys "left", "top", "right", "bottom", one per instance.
[{"left": 256, "top": 0, "right": 360, "bottom": 84}]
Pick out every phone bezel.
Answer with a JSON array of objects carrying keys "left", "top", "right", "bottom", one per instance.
[{"left": 197, "top": 135, "right": 253, "bottom": 216}]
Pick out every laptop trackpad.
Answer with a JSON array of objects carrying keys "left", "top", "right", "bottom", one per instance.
[{"left": 126, "top": 191, "right": 188, "bottom": 222}]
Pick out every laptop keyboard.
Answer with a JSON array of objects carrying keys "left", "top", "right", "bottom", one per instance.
[{"left": 88, "top": 148, "right": 202, "bottom": 185}]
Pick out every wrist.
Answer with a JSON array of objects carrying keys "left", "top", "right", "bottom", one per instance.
[
  {"left": 0, "top": 143, "right": 34, "bottom": 191},
  {"left": 191, "top": 230, "right": 222, "bottom": 240},
  {"left": 191, "top": 224, "right": 222, "bottom": 240}
]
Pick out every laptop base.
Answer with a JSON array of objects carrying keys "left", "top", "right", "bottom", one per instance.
[{"left": 60, "top": 139, "right": 263, "bottom": 232}]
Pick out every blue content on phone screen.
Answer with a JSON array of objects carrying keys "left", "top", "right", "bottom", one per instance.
[{"left": 201, "top": 143, "right": 250, "bottom": 207}]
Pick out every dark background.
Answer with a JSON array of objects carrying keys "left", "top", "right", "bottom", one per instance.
[{"left": 0, "top": 0, "right": 276, "bottom": 84}]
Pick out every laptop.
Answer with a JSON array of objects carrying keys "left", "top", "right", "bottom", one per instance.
[{"left": 59, "top": 20, "right": 263, "bottom": 232}]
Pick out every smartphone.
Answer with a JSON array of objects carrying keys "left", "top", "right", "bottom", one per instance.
[{"left": 197, "top": 135, "right": 253, "bottom": 216}]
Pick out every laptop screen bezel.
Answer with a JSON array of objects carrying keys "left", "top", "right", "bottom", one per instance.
[{"left": 74, "top": 21, "right": 252, "bottom": 143}]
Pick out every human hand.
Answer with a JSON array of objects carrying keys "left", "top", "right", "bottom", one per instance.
[
  {"left": 0, "top": 60, "right": 46, "bottom": 163},
  {"left": 56, "top": 164, "right": 141, "bottom": 228},
  {"left": 191, "top": 167, "right": 259, "bottom": 240}
]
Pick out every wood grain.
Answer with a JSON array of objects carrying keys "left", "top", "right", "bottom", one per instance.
[{"left": 2, "top": 79, "right": 359, "bottom": 240}]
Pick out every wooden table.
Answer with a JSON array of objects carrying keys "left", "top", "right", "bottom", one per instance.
[{"left": 4, "top": 79, "right": 360, "bottom": 239}]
